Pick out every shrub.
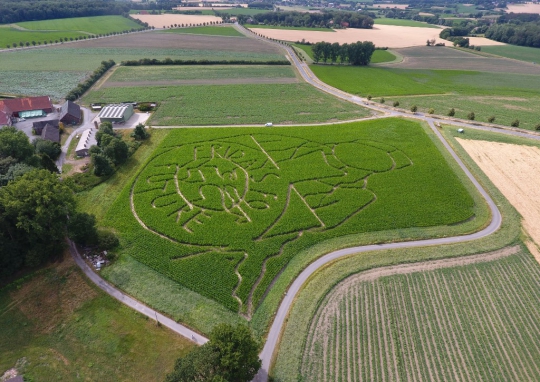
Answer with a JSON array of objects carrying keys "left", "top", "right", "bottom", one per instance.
[
  {"left": 535, "top": 123, "right": 540, "bottom": 131},
  {"left": 467, "top": 112, "right": 475, "bottom": 120},
  {"left": 511, "top": 119, "right": 520, "bottom": 127},
  {"left": 393, "top": 101, "right": 399, "bottom": 107},
  {"left": 380, "top": 97, "right": 385, "bottom": 104},
  {"left": 428, "top": 108, "right": 435, "bottom": 114},
  {"left": 367, "top": 95, "right": 372, "bottom": 100},
  {"left": 97, "top": 229, "right": 119, "bottom": 250},
  {"left": 410, "top": 105, "right": 418, "bottom": 113},
  {"left": 488, "top": 116, "right": 495, "bottom": 123},
  {"left": 448, "top": 108, "right": 455, "bottom": 117}
]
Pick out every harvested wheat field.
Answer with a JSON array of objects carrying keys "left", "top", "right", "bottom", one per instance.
[
  {"left": 468, "top": 36, "right": 506, "bottom": 46},
  {"left": 506, "top": 3, "right": 540, "bottom": 14},
  {"left": 458, "top": 138, "right": 540, "bottom": 251},
  {"left": 131, "top": 14, "right": 223, "bottom": 28},
  {"left": 251, "top": 24, "right": 444, "bottom": 48}
]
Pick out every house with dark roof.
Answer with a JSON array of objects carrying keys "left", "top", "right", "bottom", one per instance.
[
  {"left": 33, "top": 119, "right": 59, "bottom": 135},
  {"left": 41, "top": 123, "right": 60, "bottom": 143},
  {"left": 0, "top": 96, "right": 53, "bottom": 118},
  {"left": 59, "top": 100, "right": 81, "bottom": 125}
]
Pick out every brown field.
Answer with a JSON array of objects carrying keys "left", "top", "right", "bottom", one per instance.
[
  {"left": 506, "top": 3, "right": 540, "bottom": 14},
  {"left": 251, "top": 25, "right": 445, "bottom": 48},
  {"left": 380, "top": 46, "right": 540, "bottom": 74},
  {"left": 457, "top": 139, "right": 540, "bottom": 250},
  {"left": 63, "top": 32, "right": 282, "bottom": 55},
  {"left": 467, "top": 37, "right": 506, "bottom": 46},
  {"left": 131, "top": 14, "right": 223, "bottom": 28}
]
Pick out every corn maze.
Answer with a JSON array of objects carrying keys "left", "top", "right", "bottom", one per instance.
[
  {"left": 120, "top": 120, "right": 476, "bottom": 314},
  {"left": 301, "top": 247, "right": 540, "bottom": 382}
]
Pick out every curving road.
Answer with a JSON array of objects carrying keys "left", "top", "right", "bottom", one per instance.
[{"left": 63, "top": 23, "right": 540, "bottom": 382}]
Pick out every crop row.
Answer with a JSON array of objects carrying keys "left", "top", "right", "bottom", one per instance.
[
  {"left": 107, "top": 120, "right": 477, "bottom": 314},
  {"left": 301, "top": 251, "right": 540, "bottom": 381}
]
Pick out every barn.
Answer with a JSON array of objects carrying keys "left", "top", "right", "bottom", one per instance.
[
  {"left": 75, "top": 127, "right": 98, "bottom": 157},
  {"left": 59, "top": 100, "right": 81, "bottom": 125},
  {"left": 33, "top": 119, "right": 59, "bottom": 135},
  {"left": 97, "top": 104, "right": 134, "bottom": 123},
  {"left": 0, "top": 96, "right": 53, "bottom": 118},
  {"left": 41, "top": 123, "right": 60, "bottom": 143}
]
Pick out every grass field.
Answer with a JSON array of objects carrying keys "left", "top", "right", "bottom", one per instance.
[
  {"left": 0, "top": 253, "right": 194, "bottom": 381},
  {"left": 374, "top": 17, "right": 441, "bottom": 28},
  {"left": 82, "top": 83, "right": 368, "bottom": 125},
  {"left": 0, "top": 71, "right": 87, "bottom": 99},
  {"left": 0, "top": 29, "right": 84, "bottom": 49},
  {"left": 482, "top": 44, "right": 540, "bottom": 64},
  {"left": 301, "top": 248, "right": 540, "bottom": 381},
  {"left": 245, "top": 24, "right": 335, "bottom": 32},
  {"left": 99, "top": 119, "right": 478, "bottom": 318},
  {"left": 15, "top": 16, "right": 143, "bottom": 35},
  {"left": 107, "top": 65, "right": 296, "bottom": 83},
  {"left": 311, "top": 65, "right": 540, "bottom": 129},
  {"left": 160, "top": 25, "right": 245, "bottom": 37}
]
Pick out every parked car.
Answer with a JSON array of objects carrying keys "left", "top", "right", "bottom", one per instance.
[{"left": 265, "top": 122, "right": 273, "bottom": 127}]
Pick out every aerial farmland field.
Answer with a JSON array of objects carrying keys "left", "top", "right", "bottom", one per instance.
[
  {"left": 160, "top": 25, "right": 245, "bottom": 37},
  {"left": 300, "top": 247, "right": 540, "bottom": 382},
  {"left": 100, "top": 119, "right": 482, "bottom": 326}
]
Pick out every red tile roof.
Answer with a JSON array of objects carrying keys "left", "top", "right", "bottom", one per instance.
[
  {"left": 0, "top": 110, "right": 11, "bottom": 126},
  {"left": 0, "top": 96, "right": 52, "bottom": 113}
]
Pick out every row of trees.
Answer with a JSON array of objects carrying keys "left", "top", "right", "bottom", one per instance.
[
  {"left": 311, "top": 41, "right": 376, "bottom": 66},
  {"left": 0, "top": 0, "right": 131, "bottom": 24},
  {"left": 66, "top": 60, "right": 115, "bottom": 101},
  {"left": 246, "top": 11, "right": 374, "bottom": 29}
]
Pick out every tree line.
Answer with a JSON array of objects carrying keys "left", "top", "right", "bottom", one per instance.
[
  {"left": 311, "top": 41, "right": 376, "bottom": 65},
  {"left": 244, "top": 11, "right": 374, "bottom": 29},
  {"left": 485, "top": 20, "right": 540, "bottom": 48},
  {"left": 0, "top": 0, "right": 130, "bottom": 24},
  {"left": 66, "top": 60, "right": 115, "bottom": 101}
]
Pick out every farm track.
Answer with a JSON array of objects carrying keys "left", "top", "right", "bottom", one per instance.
[{"left": 59, "top": 23, "right": 540, "bottom": 382}]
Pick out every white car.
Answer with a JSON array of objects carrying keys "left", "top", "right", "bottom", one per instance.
[
  {"left": 265, "top": 122, "right": 273, "bottom": 127},
  {"left": 18, "top": 118, "right": 26, "bottom": 122}
]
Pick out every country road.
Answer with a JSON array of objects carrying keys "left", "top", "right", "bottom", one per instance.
[{"left": 61, "top": 24, "right": 540, "bottom": 382}]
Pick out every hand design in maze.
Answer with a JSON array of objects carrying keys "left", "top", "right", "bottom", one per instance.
[{"left": 132, "top": 134, "right": 412, "bottom": 246}]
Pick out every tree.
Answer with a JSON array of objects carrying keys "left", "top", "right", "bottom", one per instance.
[
  {"left": 95, "top": 121, "right": 115, "bottom": 145},
  {"left": 448, "top": 108, "right": 455, "bottom": 117},
  {"left": 166, "top": 324, "right": 261, "bottom": 382},
  {"left": 92, "top": 153, "right": 114, "bottom": 176},
  {"left": 33, "top": 138, "right": 61, "bottom": 160},
  {"left": 0, "top": 126, "right": 34, "bottom": 162},
  {"left": 467, "top": 112, "right": 475, "bottom": 120},
  {"left": 535, "top": 123, "right": 540, "bottom": 131},
  {"left": 0, "top": 169, "right": 75, "bottom": 270},
  {"left": 428, "top": 108, "right": 435, "bottom": 114},
  {"left": 68, "top": 211, "right": 98, "bottom": 246},
  {"left": 411, "top": 105, "right": 418, "bottom": 113},
  {"left": 488, "top": 116, "right": 496, "bottom": 123},
  {"left": 393, "top": 101, "right": 399, "bottom": 107},
  {"left": 511, "top": 119, "right": 520, "bottom": 127},
  {"left": 132, "top": 123, "right": 149, "bottom": 140},
  {"left": 102, "top": 137, "right": 128, "bottom": 166},
  {"left": 312, "top": 43, "right": 322, "bottom": 63},
  {"left": 380, "top": 97, "right": 385, "bottom": 104}
]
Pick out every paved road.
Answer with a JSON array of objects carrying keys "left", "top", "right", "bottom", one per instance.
[{"left": 68, "top": 240, "right": 208, "bottom": 344}]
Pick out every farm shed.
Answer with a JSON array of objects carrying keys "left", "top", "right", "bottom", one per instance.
[
  {"left": 59, "top": 100, "right": 81, "bottom": 125},
  {"left": 0, "top": 110, "right": 12, "bottom": 127},
  {"left": 75, "top": 127, "right": 98, "bottom": 157},
  {"left": 98, "top": 104, "right": 134, "bottom": 123},
  {"left": 41, "top": 123, "right": 60, "bottom": 143},
  {"left": 0, "top": 96, "right": 53, "bottom": 118},
  {"left": 33, "top": 119, "right": 59, "bottom": 135}
]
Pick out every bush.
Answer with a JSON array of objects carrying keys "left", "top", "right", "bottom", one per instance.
[
  {"left": 97, "top": 229, "right": 119, "bottom": 250},
  {"left": 132, "top": 123, "right": 149, "bottom": 140},
  {"left": 511, "top": 119, "right": 520, "bottom": 127},
  {"left": 488, "top": 116, "right": 495, "bottom": 123},
  {"left": 92, "top": 153, "right": 114, "bottom": 176},
  {"left": 448, "top": 108, "right": 455, "bottom": 117},
  {"left": 428, "top": 108, "right": 435, "bottom": 114},
  {"left": 367, "top": 95, "right": 372, "bottom": 100},
  {"left": 393, "top": 101, "right": 399, "bottom": 107},
  {"left": 410, "top": 105, "right": 418, "bottom": 113},
  {"left": 535, "top": 123, "right": 540, "bottom": 131},
  {"left": 380, "top": 97, "right": 385, "bottom": 104},
  {"left": 467, "top": 112, "right": 475, "bottom": 120}
]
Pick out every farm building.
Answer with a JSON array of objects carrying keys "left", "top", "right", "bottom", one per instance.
[
  {"left": 75, "top": 127, "right": 98, "bottom": 157},
  {"left": 0, "top": 96, "right": 53, "bottom": 118},
  {"left": 33, "top": 119, "right": 59, "bottom": 135},
  {"left": 59, "top": 100, "right": 81, "bottom": 125},
  {"left": 41, "top": 123, "right": 60, "bottom": 143},
  {"left": 97, "top": 104, "right": 134, "bottom": 123},
  {"left": 0, "top": 109, "right": 12, "bottom": 127}
]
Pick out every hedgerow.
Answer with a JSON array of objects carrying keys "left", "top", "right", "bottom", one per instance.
[{"left": 104, "top": 119, "right": 476, "bottom": 314}]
